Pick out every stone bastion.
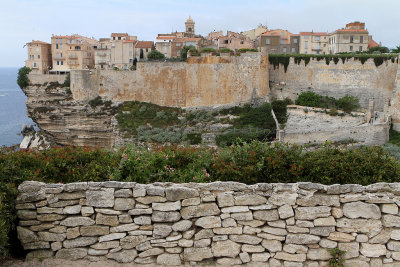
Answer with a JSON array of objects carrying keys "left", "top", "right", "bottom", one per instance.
[{"left": 16, "top": 181, "right": 400, "bottom": 266}]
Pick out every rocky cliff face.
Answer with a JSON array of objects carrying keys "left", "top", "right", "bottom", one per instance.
[{"left": 22, "top": 84, "right": 117, "bottom": 148}]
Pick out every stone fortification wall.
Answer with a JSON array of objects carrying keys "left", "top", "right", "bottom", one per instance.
[
  {"left": 269, "top": 58, "right": 399, "bottom": 111},
  {"left": 70, "top": 53, "right": 269, "bottom": 108},
  {"left": 28, "top": 73, "right": 66, "bottom": 85},
  {"left": 282, "top": 106, "right": 389, "bottom": 145},
  {"left": 16, "top": 181, "right": 400, "bottom": 266}
]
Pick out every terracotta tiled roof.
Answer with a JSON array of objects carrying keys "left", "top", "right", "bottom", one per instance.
[
  {"left": 300, "top": 32, "right": 328, "bottom": 36},
  {"left": 111, "top": 33, "right": 128, "bottom": 37},
  {"left": 368, "top": 39, "right": 379, "bottom": 49},
  {"left": 156, "top": 36, "right": 176, "bottom": 40},
  {"left": 174, "top": 38, "right": 202, "bottom": 42},
  {"left": 28, "top": 40, "right": 50, "bottom": 45},
  {"left": 136, "top": 41, "right": 154, "bottom": 48}
]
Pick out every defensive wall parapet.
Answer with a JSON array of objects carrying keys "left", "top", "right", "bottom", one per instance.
[
  {"left": 28, "top": 73, "right": 66, "bottom": 85},
  {"left": 16, "top": 180, "right": 400, "bottom": 266}
]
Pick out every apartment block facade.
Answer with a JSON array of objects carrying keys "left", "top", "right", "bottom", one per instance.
[
  {"left": 258, "top": 29, "right": 299, "bottom": 54},
  {"left": 94, "top": 38, "right": 111, "bottom": 70},
  {"left": 329, "top": 22, "right": 370, "bottom": 54},
  {"left": 299, "top": 32, "right": 329, "bottom": 54},
  {"left": 25, "top": 41, "right": 52, "bottom": 74},
  {"left": 135, "top": 41, "right": 155, "bottom": 61}
]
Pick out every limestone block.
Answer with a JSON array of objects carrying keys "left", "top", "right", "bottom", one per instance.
[
  {"left": 157, "top": 253, "right": 181, "bottom": 266},
  {"left": 213, "top": 227, "right": 243, "bottom": 235},
  {"left": 243, "top": 226, "right": 261, "bottom": 235},
  {"left": 331, "top": 207, "right": 343, "bottom": 218},
  {"left": 138, "top": 247, "right": 164, "bottom": 257},
  {"left": 240, "top": 252, "right": 251, "bottom": 263},
  {"left": 81, "top": 206, "right": 94, "bottom": 216},
  {"left": 38, "top": 232, "right": 66, "bottom": 242},
  {"left": 268, "top": 220, "right": 287, "bottom": 228},
  {"left": 360, "top": 243, "right": 386, "bottom": 257},
  {"left": 17, "top": 226, "right": 39, "bottom": 243},
  {"left": 79, "top": 225, "right": 109, "bottom": 236},
  {"left": 307, "top": 248, "right": 331, "bottom": 260},
  {"left": 66, "top": 227, "right": 80, "bottom": 239},
  {"left": 343, "top": 201, "right": 381, "bottom": 219},
  {"left": 212, "top": 239, "right": 241, "bottom": 258},
  {"left": 286, "top": 234, "right": 321, "bottom": 244},
  {"left": 201, "top": 194, "right": 216, "bottom": 202},
  {"left": 195, "top": 229, "right": 214, "bottom": 240},
  {"left": 319, "top": 239, "right": 337, "bottom": 249},
  {"left": 252, "top": 252, "right": 271, "bottom": 262},
  {"left": 165, "top": 186, "right": 199, "bottom": 201},
  {"left": 136, "top": 196, "right": 166, "bottom": 204},
  {"left": 86, "top": 188, "right": 114, "bottom": 207},
  {"left": 314, "top": 216, "right": 336, "bottom": 226},
  {"left": 51, "top": 241, "right": 62, "bottom": 251},
  {"left": 96, "top": 213, "right": 119, "bottom": 226},
  {"left": 110, "top": 223, "right": 139, "bottom": 233},
  {"left": 231, "top": 211, "right": 253, "bottom": 221},
  {"left": 114, "top": 189, "right": 132, "bottom": 198},
  {"left": 57, "top": 192, "right": 85, "bottom": 200},
  {"left": 182, "top": 197, "right": 201, "bottom": 206},
  {"left": 152, "top": 211, "right": 181, "bottom": 222},
  {"left": 337, "top": 218, "right": 382, "bottom": 237},
  {"left": 194, "top": 238, "right": 211, "bottom": 248},
  {"left": 99, "top": 232, "right": 126, "bottom": 242},
  {"left": 63, "top": 205, "right": 81, "bottom": 215},
  {"left": 217, "top": 257, "right": 243, "bottom": 265},
  {"left": 297, "top": 194, "right": 340, "bottom": 207},
  {"left": 91, "top": 240, "right": 119, "bottom": 249},
  {"left": 153, "top": 224, "right": 173, "bottom": 238},
  {"left": 37, "top": 214, "right": 65, "bottom": 222},
  {"left": 17, "top": 210, "right": 37, "bottom": 220},
  {"left": 338, "top": 242, "right": 359, "bottom": 259},
  {"left": 217, "top": 193, "right": 234, "bottom": 207},
  {"left": 327, "top": 232, "right": 355, "bottom": 242},
  {"left": 283, "top": 244, "right": 308, "bottom": 254},
  {"left": 178, "top": 239, "right": 194, "bottom": 247},
  {"left": 309, "top": 226, "right": 335, "bottom": 237},
  {"left": 152, "top": 201, "right": 181, "bottom": 211},
  {"left": 37, "top": 207, "right": 63, "bottom": 214},
  {"left": 183, "top": 247, "right": 213, "bottom": 261},
  {"left": 88, "top": 248, "right": 108, "bottom": 256},
  {"left": 61, "top": 217, "right": 95, "bottom": 227},
  {"left": 221, "top": 206, "right": 249, "bottom": 213},
  {"left": 195, "top": 216, "right": 221, "bottom": 228},
  {"left": 95, "top": 208, "right": 121, "bottom": 215},
  {"left": 295, "top": 206, "right": 331, "bottom": 220},
  {"left": 106, "top": 249, "right": 138, "bottom": 263},
  {"left": 262, "top": 226, "right": 288, "bottom": 236},
  {"left": 261, "top": 239, "right": 283, "bottom": 252},
  {"left": 387, "top": 241, "right": 400, "bottom": 251},
  {"left": 238, "top": 220, "right": 265, "bottom": 227},
  {"left": 222, "top": 218, "right": 237, "bottom": 227},
  {"left": 134, "top": 216, "right": 151, "bottom": 225},
  {"left": 278, "top": 204, "right": 294, "bottom": 219},
  {"left": 132, "top": 186, "right": 146, "bottom": 197},
  {"left": 235, "top": 194, "right": 267, "bottom": 206},
  {"left": 121, "top": 235, "right": 147, "bottom": 249},
  {"left": 383, "top": 215, "right": 400, "bottom": 227},
  {"left": 128, "top": 208, "right": 152, "bottom": 215},
  {"left": 146, "top": 186, "right": 165, "bottom": 196},
  {"left": 287, "top": 226, "right": 309, "bottom": 234},
  {"left": 63, "top": 236, "right": 97, "bottom": 248},
  {"left": 274, "top": 252, "right": 306, "bottom": 262},
  {"left": 118, "top": 214, "right": 133, "bottom": 223},
  {"left": 114, "top": 198, "right": 135, "bottom": 210},
  {"left": 136, "top": 241, "right": 152, "bottom": 251},
  {"left": 242, "top": 244, "right": 265, "bottom": 253},
  {"left": 56, "top": 248, "right": 88, "bottom": 260},
  {"left": 369, "top": 229, "right": 392, "bottom": 244},
  {"left": 269, "top": 192, "right": 298, "bottom": 206},
  {"left": 23, "top": 241, "right": 50, "bottom": 250},
  {"left": 229, "top": 234, "right": 262, "bottom": 244},
  {"left": 253, "top": 209, "right": 279, "bottom": 221},
  {"left": 381, "top": 204, "right": 399, "bottom": 214},
  {"left": 172, "top": 220, "right": 192, "bottom": 232},
  {"left": 181, "top": 203, "right": 220, "bottom": 219}
]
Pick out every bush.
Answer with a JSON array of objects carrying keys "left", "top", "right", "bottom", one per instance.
[
  {"left": 17, "top": 67, "right": 31, "bottom": 89},
  {"left": 63, "top": 73, "right": 70, "bottom": 87},
  {"left": 148, "top": 50, "right": 165, "bottom": 60},
  {"left": 337, "top": 95, "right": 359, "bottom": 113},
  {"left": 200, "top": 48, "right": 216, "bottom": 53},
  {"left": 185, "top": 133, "right": 202, "bottom": 145},
  {"left": 295, "top": 91, "right": 321, "bottom": 107},
  {"left": 181, "top": 46, "right": 196, "bottom": 59},
  {"left": 238, "top": 48, "right": 258, "bottom": 53},
  {"left": 218, "top": 48, "right": 233, "bottom": 54}
]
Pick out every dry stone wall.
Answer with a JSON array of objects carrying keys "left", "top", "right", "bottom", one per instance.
[{"left": 16, "top": 181, "right": 400, "bottom": 266}]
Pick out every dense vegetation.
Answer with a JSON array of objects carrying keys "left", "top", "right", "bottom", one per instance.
[
  {"left": 295, "top": 92, "right": 359, "bottom": 113},
  {"left": 17, "top": 67, "right": 31, "bottom": 89},
  {"left": 147, "top": 50, "right": 165, "bottom": 60},
  {"left": 1, "top": 142, "right": 400, "bottom": 256}
]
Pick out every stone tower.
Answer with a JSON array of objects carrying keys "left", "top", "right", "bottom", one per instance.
[{"left": 185, "top": 16, "right": 195, "bottom": 37}]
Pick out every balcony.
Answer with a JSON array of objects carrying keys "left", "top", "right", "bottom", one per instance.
[
  {"left": 69, "top": 55, "right": 78, "bottom": 59},
  {"left": 97, "top": 53, "right": 108, "bottom": 57},
  {"left": 54, "top": 55, "right": 65, "bottom": 60},
  {"left": 68, "top": 61, "right": 79, "bottom": 66}
]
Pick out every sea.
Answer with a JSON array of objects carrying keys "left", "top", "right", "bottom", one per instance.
[{"left": 0, "top": 67, "right": 34, "bottom": 147}]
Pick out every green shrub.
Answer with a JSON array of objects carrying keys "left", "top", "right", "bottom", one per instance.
[
  {"left": 181, "top": 46, "right": 197, "bottom": 59},
  {"left": 218, "top": 48, "right": 234, "bottom": 54},
  {"left": 148, "top": 50, "right": 165, "bottom": 60},
  {"left": 63, "top": 73, "right": 70, "bottom": 87},
  {"left": 238, "top": 48, "right": 258, "bottom": 53},
  {"left": 88, "top": 96, "right": 104, "bottom": 108},
  {"left": 200, "top": 48, "right": 216, "bottom": 53},
  {"left": 295, "top": 91, "right": 321, "bottom": 107},
  {"left": 185, "top": 133, "right": 202, "bottom": 145},
  {"left": 17, "top": 67, "right": 31, "bottom": 89},
  {"left": 328, "top": 248, "right": 346, "bottom": 267},
  {"left": 337, "top": 95, "right": 359, "bottom": 113}
]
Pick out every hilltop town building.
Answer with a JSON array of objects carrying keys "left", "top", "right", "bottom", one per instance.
[
  {"left": 242, "top": 24, "right": 268, "bottom": 40},
  {"left": 94, "top": 38, "right": 111, "bottom": 70},
  {"left": 109, "top": 33, "right": 137, "bottom": 69},
  {"left": 50, "top": 34, "right": 98, "bottom": 73},
  {"left": 25, "top": 41, "right": 52, "bottom": 74},
  {"left": 329, "top": 22, "right": 370, "bottom": 54},
  {"left": 299, "top": 32, "right": 329, "bottom": 54},
  {"left": 135, "top": 41, "right": 155, "bottom": 61},
  {"left": 205, "top": 31, "right": 255, "bottom": 52},
  {"left": 258, "top": 29, "right": 299, "bottom": 54}
]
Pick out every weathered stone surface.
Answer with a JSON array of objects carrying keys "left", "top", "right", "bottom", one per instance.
[
  {"left": 240, "top": 252, "right": 251, "bottom": 263},
  {"left": 178, "top": 239, "right": 194, "bottom": 247},
  {"left": 343, "top": 201, "right": 381, "bottom": 219},
  {"left": 261, "top": 239, "right": 282, "bottom": 252},
  {"left": 383, "top": 215, "right": 400, "bottom": 227},
  {"left": 166, "top": 186, "right": 199, "bottom": 201},
  {"left": 63, "top": 237, "right": 97, "bottom": 248},
  {"left": 94, "top": 208, "right": 121, "bottom": 215},
  {"left": 107, "top": 249, "right": 138, "bottom": 263},
  {"left": 195, "top": 216, "right": 221, "bottom": 228},
  {"left": 331, "top": 207, "right": 344, "bottom": 218},
  {"left": 85, "top": 188, "right": 114, "bottom": 207},
  {"left": 286, "top": 234, "right": 321, "bottom": 244},
  {"left": 37, "top": 214, "right": 65, "bottom": 221},
  {"left": 278, "top": 204, "right": 294, "bottom": 219},
  {"left": 319, "top": 239, "right": 337, "bottom": 249},
  {"left": 26, "top": 250, "right": 54, "bottom": 260},
  {"left": 56, "top": 248, "right": 88, "bottom": 260},
  {"left": 114, "top": 198, "right": 135, "bottom": 210},
  {"left": 152, "top": 211, "right": 181, "bottom": 222},
  {"left": 88, "top": 248, "right": 108, "bottom": 256},
  {"left": 392, "top": 230, "right": 400, "bottom": 240},
  {"left": 17, "top": 210, "right": 37, "bottom": 220},
  {"left": 287, "top": 226, "right": 309, "bottom": 234},
  {"left": 132, "top": 186, "right": 146, "bottom": 197},
  {"left": 19, "top": 181, "right": 45, "bottom": 193},
  {"left": 339, "top": 242, "right": 359, "bottom": 259},
  {"left": 66, "top": 227, "right": 80, "bottom": 239},
  {"left": 309, "top": 226, "right": 335, "bottom": 237},
  {"left": 269, "top": 192, "right": 297, "bottom": 206},
  {"left": 327, "top": 232, "right": 355, "bottom": 242},
  {"left": 114, "top": 188, "right": 132, "bottom": 197},
  {"left": 136, "top": 196, "right": 167, "bottom": 204},
  {"left": 78, "top": 225, "right": 109, "bottom": 237},
  {"left": 217, "top": 193, "right": 234, "bottom": 207},
  {"left": 252, "top": 252, "right": 271, "bottom": 262},
  {"left": 262, "top": 226, "right": 288, "bottom": 236},
  {"left": 152, "top": 201, "right": 181, "bottom": 211},
  {"left": 253, "top": 209, "right": 279, "bottom": 221},
  {"left": 242, "top": 244, "right": 265, "bottom": 253},
  {"left": 109, "top": 223, "right": 138, "bottom": 233},
  {"left": 183, "top": 247, "right": 213, "bottom": 261},
  {"left": 121, "top": 235, "right": 147, "bottom": 249},
  {"left": 146, "top": 186, "right": 165, "bottom": 196},
  {"left": 17, "top": 226, "right": 39, "bottom": 243},
  {"left": 221, "top": 206, "right": 249, "bottom": 213},
  {"left": 37, "top": 207, "right": 63, "bottom": 214},
  {"left": 283, "top": 244, "right": 308, "bottom": 254},
  {"left": 172, "top": 220, "right": 192, "bottom": 232},
  {"left": 360, "top": 243, "right": 386, "bottom": 257},
  {"left": 230, "top": 234, "right": 262, "bottom": 244},
  {"left": 96, "top": 213, "right": 119, "bottom": 226},
  {"left": 23, "top": 241, "right": 50, "bottom": 250},
  {"left": 128, "top": 208, "right": 152, "bottom": 215},
  {"left": 38, "top": 232, "right": 66, "bottom": 242},
  {"left": 337, "top": 218, "right": 382, "bottom": 237},
  {"left": 153, "top": 224, "right": 173, "bottom": 238},
  {"left": 134, "top": 216, "right": 151, "bottom": 225},
  {"left": 297, "top": 194, "right": 340, "bottom": 207},
  {"left": 181, "top": 203, "right": 220, "bottom": 219},
  {"left": 295, "top": 206, "right": 331, "bottom": 220},
  {"left": 157, "top": 253, "right": 181, "bottom": 266},
  {"left": 314, "top": 216, "right": 336, "bottom": 226},
  {"left": 307, "top": 248, "right": 331, "bottom": 260},
  {"left": 99, "top": 232, "right": 126, "bottom": 242},
  {"left": 235, "top": 194, "right": 267, "bottom": 206},
  {"left": 387, "top": 241, "right": 400, "bottom": 251},
  {"left": 182, "top": 197, "right": 201, "bottom": 206},
  {"left": 274, "top": 252, "right": 306, "bottom": 262},
  {"left": 369, "top": 229, "right": 391, "bottom": 244},
  {"left": 231, "top": 211, "right": 253, "bottom": 221},
  {"left": 60, "top": 217, "right": 95, "bottom": 227},
  {"left": 91, "top": 240, "right": 119, "bottom": 249},
  {"left": 214, "top": 227, "right": 243, "bottom": 235},
  {"left": 62, "top": 205, "right": 81, "bottom": 215},
  {"left": 212, "top": 239, "right": 241, "bottom": 257},
  {"left": 194, "top": 238, "right": 211, "bottom": 248},
  {"left": 222, "top": 218, "right": 237, "bottom": 227},
  {"left": 381, "top": 204, "right": 399, "bottom": 214}
]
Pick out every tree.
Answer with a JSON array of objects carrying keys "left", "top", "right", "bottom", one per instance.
[
  {"left": 368, "top": 46, "right": 390, "bottom": 54},
  {"left": 295, "top": 91, "right": 321, "bottom": 107},
  {"left": 17, "top": 66, "right": 31, "bottom": 89},
  {"left": 181, "top": 45, "right": 197, "bottom": 59},
  {"left": 392, "top": 46, "right": 400, "bottom": 53},
  {"left": 337, "top": 95, "right": 359, "bottom": 113},
  {"left": 147, "top": 50, "right": 165, "bottom": 60}
]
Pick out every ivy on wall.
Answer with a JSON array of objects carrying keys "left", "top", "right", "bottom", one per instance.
[{"left": 269, "top": 54, "right": 399, "bottom": 72}]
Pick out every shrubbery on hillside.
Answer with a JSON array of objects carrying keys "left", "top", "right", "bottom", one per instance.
[
  {"left": 295, "top": 92, "right": 359, "bottom": 113},
  {"left": 17, "top": 67, "right": 31, "bottom": 89}
]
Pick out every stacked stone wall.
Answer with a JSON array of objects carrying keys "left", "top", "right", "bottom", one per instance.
[
  {"left": 16, "top": 181, "right": 400, "bottom": 266},
  {"left": 28, "top": 73, "right": 67, "bottom": 85}
]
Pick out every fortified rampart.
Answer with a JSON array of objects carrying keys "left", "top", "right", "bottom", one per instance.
[
  {"left": 269, "top": 57, "right": 399, "bottom": 113},
  {"left": 70, "top": 53, "right": 270, "bottom": 108},
  {"left": 16, "top": 180, "right": 400, "bottom": 266}
]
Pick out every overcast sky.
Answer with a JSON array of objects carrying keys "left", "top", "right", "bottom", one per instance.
[{"left": 0, "top": 0, "right": 399, "bottom": 67}]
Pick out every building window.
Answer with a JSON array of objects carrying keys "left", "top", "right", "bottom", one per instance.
[
  {"left": 350, "top": 36, "right": 354, "bottom": 43},
  {"left": 56, "top": 44, "right": 59, "bottom": 49},
  {"left": 280, "top": 39, "right": 284, "bottom": 44},
  {"left": 283, "top": 47, "right": 287, "bottom": 53},
  {"left": 291, "top": 47, "right": 295, "bottom": 53},
  {"left": 350, "top": 46, "right": 353, "bottom": 51},
  {"left": 305, "top": 41, "right": 308, "bottom": 49},
  {"left": 146, "top": 48, "right": 148, "bottom": 52},
  {"left": 315, "top": 36, "right": 320, "bottom": 41},
  {"left": 293, "top": 38, "right": 298, "bottom": 44},
  {"left": 266, "top": 38, "right": 270, "bottom": 45},
  {"left": 240, "top": 41, "right": 244, "bottom": 44},
  {"left": 38, "top": 55, "right": 40, "bottom": 59},
  {"left": 304, "top": 36, "right": 309, "bottom": 39},
  {"left": 61, "top": 61, "right": 63, "bottom": 65},
  {"left": 360, "top": 36, "right": 363, "bottom": 43},
  {"left": 359, "top": 46, "right": 363, "bottom": 52},
  {"left": 129, "top": 51, "right": 132, "bottom": 56},
  {"left": 176, "top": 43, "right": 181, "bottom": 47}
]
